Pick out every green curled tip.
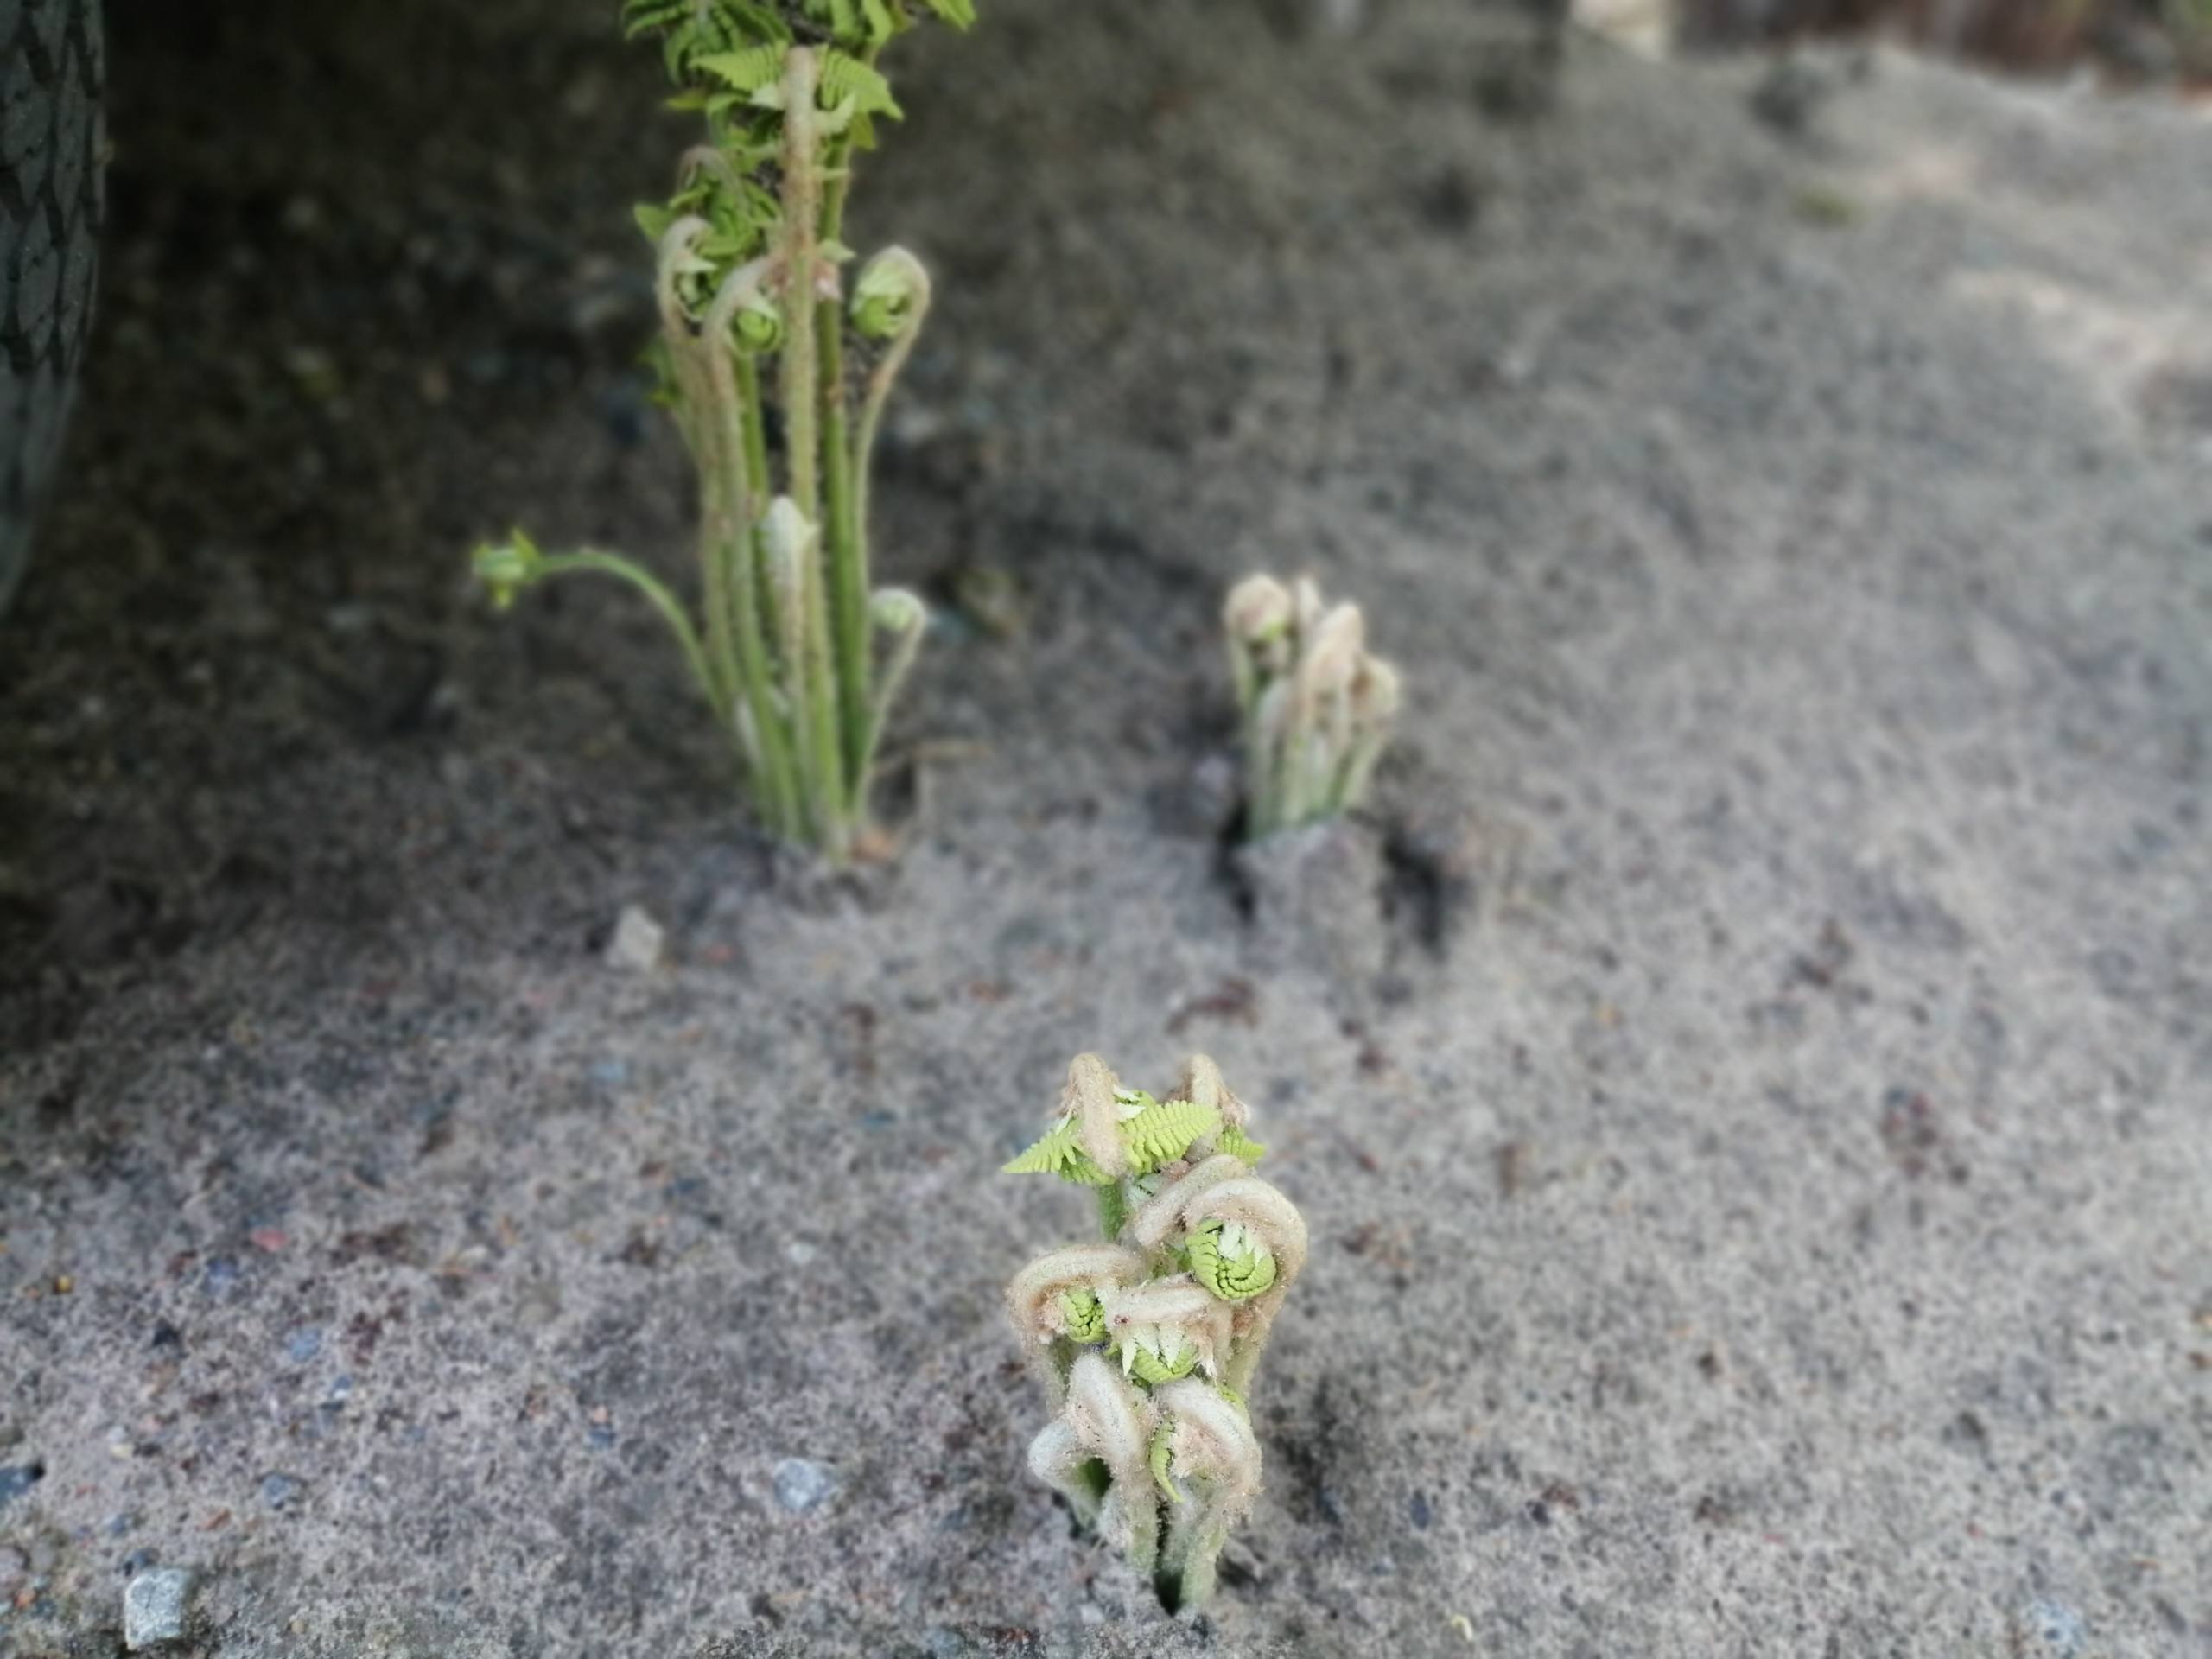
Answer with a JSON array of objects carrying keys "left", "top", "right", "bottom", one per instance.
[
  {"left": 1187, "top": 1217, "right": 1277, "bottom": 1303},
  {"left": 1058, "top": 1287, "right": 1107, "bottom": 1344},
  {"left": 472, "top": 530, "right": 543, "bottom": 612},
  {"left": 1149, "top": 1419, "right": 1181, "bottom": 1503}
]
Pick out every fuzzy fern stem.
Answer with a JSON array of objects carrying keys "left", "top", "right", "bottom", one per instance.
[
  {"left": 775, "top": 48, "right": 851, "bottom": 856},
  {"left": 817, "top": 123, "right": 871, "bottom": 799}
]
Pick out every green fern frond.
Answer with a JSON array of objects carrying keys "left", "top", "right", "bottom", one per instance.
[
  {"left": 1149, "top": 1418, "right": 1182, "bottom": 1502},
  {"left": 698, "top": 42, "right": 789, "bottom": 99},
  {"left": 626, "top": 0, "right": 791, "bottom": 86},
  {"left": 1120, "top": 1097, "right": 1223, "bottom": 1176},
  {"left": 819, "top": 48, "right": 902, "bottom": 118},
  {"left": 1215, "top": 1126, "right": 1268, "bottom": 1164},
  {"left": 1002, "top": 1116, "right": 1079, "bottom": 1175},
  {"left": 699, "top": 45, "right": 901, "bottom": 123},
  {"left": 918, "top": 0, "right": 976, "bottom": 26},
  {"left": 1002, "top": 1117, "right": 1113, "bottom": 1185}
]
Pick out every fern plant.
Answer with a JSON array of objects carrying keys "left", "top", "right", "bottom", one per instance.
[
  {"left": 1224, "top": 574, "right": 1401, "bottom": 840},
  {"left": 1006, "top": 1054, "right": 1306, "bottom": 1612},
  {"left": 473, "top": 1, "right": 973, "bottom": 861}
]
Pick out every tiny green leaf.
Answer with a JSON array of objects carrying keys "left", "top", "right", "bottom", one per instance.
[
  {"left": 1119, "top": 1096, "right": 1223, "bottom": 1175},
  {"left": 1215, "top": 1126, "right": 1268, "bottom": 1164}
]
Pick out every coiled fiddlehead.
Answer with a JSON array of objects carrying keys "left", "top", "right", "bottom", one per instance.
[
  {"left": 1004, "top": 1242, "right": 1148, "bottom": 1408},
  {"left": 1006, "top": 1054, "right": 1304, "bottom": 1613},
  {"left": 1186, "top": 1217, "right": 1277, "bottom": 1302}
]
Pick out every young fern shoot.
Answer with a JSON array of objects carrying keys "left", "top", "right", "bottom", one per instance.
[
  {"left": 472, "top": 1, "right": 971, "bottom": 861},
  {"left": 1006, "top": 1054, "right": 1306, "bottom": 1612},
  {"left": 1225, "top": 575, "right": 1401, "bottom": 841}
]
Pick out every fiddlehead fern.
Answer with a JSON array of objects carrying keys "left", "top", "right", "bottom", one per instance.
[
  {"left": 1225, "top": 573, "right": 1402, "bottom": 840},
  {"left": 475, "top": 0, "right": 971, "bottom": 861},
  {"left": 1006, "top": 1054, "right": 1306, "bottom": 1613}
]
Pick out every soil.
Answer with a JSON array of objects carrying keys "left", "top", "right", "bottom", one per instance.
[{"left": 2, "top": 1, "right": 2209, "bottom": 1655}]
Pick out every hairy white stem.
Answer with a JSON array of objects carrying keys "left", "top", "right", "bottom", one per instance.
[
  {"left": 1153, "top": 1378, "right": 1264, "bottom": 1610},
  {"left": 1061, "top": 1052, "right": 1132, "bottom": 1182},
  {"left": 1173, "top": 1054, "right": 1249, "bottom": 1134},
  {"left": 1026, "top": 1418, "right": 1103, "bottom": 1529},
  {"left": 1063, "top": 1352, "right": 1161, "bottom": 1575}
]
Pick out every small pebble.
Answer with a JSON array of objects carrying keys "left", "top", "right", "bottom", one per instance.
[
  {"left": 602, "top": 905, "right": 666, "bottom": 973},
  {"left": 105, "top": 1512, "right": 136, "bottom": 1537},
  {"left": 772, "top": 1457, "right": 839, "bottom": 1513},
  {"left": 123, "top": 1567, "right": 194, "bottom": 1649},
  {"left": 284, "top": 1327, "right": 322, "bottom": 1364},
  {"left": 0, "top": 1464, "right": 43, "bottom": 1509},
  {"left": 259, "top": 1473, "right": 302, "bottom": 1511},
  {"left": 586, "top": 1425, "right": 618, "bottom": 1450},
  {"left": 2025, "top": 1600, "right": 2086, "bottom": 1656},
  {"left": 588, "top": 1057, "right": 632, "bottom": 1089},
  {"left": 202, "top": 1259, "right": 242, "bottom": 1300}
]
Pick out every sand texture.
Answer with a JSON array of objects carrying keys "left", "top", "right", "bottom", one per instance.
[{"left": 2, "top": 0, "right": 2209, "bottom": 1653}]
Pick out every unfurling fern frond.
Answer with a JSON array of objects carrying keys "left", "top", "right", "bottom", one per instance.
[
  {"left": 1186, "top": 1217, "right": 1277, "bottom": 1303},
  {"left": 1215, "top": 1126, "right": 1268, "bottom": 1164},
  {"left": 1148, "top": 1418, "right": 1181, "bottom": 1502},
  {"left": 817, "top": 48, "right": 902, "bottom": 119},
  {"left": 700, "top": 45, "right": 902, "bottom": 124},
  {"left": 1003, "top": 1116, "right": 1114, "bottom": 1185},
  {"left": 811, "top": 0, "right": 895, "bottom": 45},
  {"left": 697, "top": 42, "right": 789, "bottom": 101},
  {"left": 625, "top": 0, "right": 791, "bottom": 86},
  {"left": 1058, "top": 1287, "right": 1108, "bottom": 1344},
  {"left": 1120, "top": 1096, "right": 1224, "bottom": 1176}
]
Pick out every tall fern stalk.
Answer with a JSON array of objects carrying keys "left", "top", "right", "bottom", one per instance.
[{"left": 473, "top": 1, "right": 971, "bottom": 861}]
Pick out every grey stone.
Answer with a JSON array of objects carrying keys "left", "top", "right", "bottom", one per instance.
[
  {"left": 0, "top": 1462, "right": 41, "bottom": 1508},
  {"left": 122, "top": 1567, "right": 193, "bottom": 1649},
  {"left": 772, "top": 1457, "right": 839, "bottom": 1513},
  {"left": 602, "top": 905, "right": 665, "bottom": 973},
  {"left": 258, "top": 1472, "right": 302, "bottom": 1510}
]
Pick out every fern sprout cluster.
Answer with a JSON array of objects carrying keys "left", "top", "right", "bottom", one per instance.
[
  {"left": 474, "top": 1, "right": 972, "bottom": 860},
  {"left": 1006, "top": 1054, "right": 1307, "bottom": 1612},
  {"left": 1226, "top": 574, "right": 1401, "bottom": 841}
]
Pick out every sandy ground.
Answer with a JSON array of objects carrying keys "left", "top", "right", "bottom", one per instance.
[{"left": 3, "top": 0, "right": 2209, "bottom": 1653}]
